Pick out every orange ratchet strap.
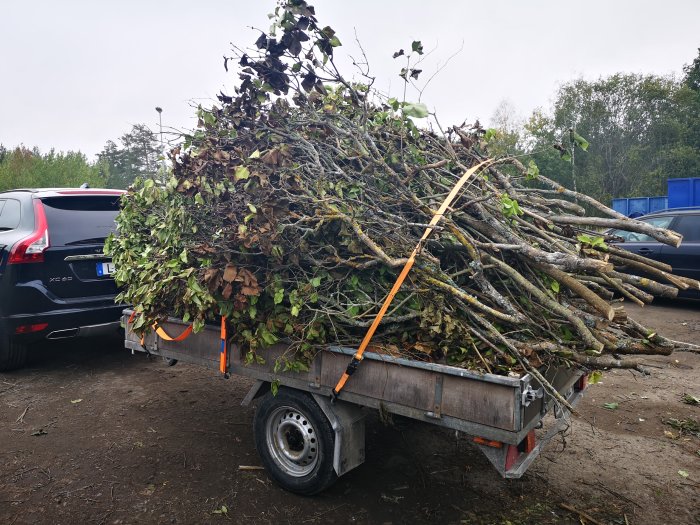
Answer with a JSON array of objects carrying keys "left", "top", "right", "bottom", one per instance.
[
  {"left": 332, "top": 159, "right": 492, "bottom": 399},
  {"left": 154, "top": 323, "right": 193, "bottom": 342},
  {"left": 219, "top": 316, "right": 228, "bottom": 375}
]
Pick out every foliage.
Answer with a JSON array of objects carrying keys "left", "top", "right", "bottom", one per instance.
[
  {"left": 98, "top": 124, "right": 161, "bottom": 189},
  {"left": 107, "top": 0, "right": 689, "bottom": 383},
  {"left": 0, "top": 146, "right": 104, "bottom": 191},
  {"left": 521, "top": 60, "right": 700, "bottom": 204}
]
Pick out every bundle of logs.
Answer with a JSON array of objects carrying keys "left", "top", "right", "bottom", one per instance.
[{"left": 108, "top": 0, "right": 699, "bottom": 394}]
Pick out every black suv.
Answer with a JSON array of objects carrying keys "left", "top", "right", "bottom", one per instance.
[
  {"left": 609, "top": 208, "right": 700, "bottom": 297},
  {"left": 0, "top": 188, "right": 126, "bottom": 371}
]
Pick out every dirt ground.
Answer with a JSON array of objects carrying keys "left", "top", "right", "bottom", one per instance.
[{"left": 1, "top": 300, "right": 698, "bottom": 525}]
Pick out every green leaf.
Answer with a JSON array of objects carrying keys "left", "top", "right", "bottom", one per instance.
[
  {"left": 194, "top": 193, "right": 204, "bottom": 205},
  {"left": 402, "top": 102, "right": 429, "bottom": 119},
  {"left": 561, "top": 152, "right": 572, "bottom": 163},
  {"left": 249, "top": 150, "right": 261, "bottom": 159},
  {"left": 572, "top": 131, "right": 589, "bottom": 151},
  {"left": 411, "top": 40, "right": 424, "bottom": 55},
  {"left": 329, "top": 35, "right": 342, "bottom": 47},
  {"left": 678, "top": 470, "right": 689, "bottom": 478},
  {"left": 589, "top": 370, "right": 603, "bottom": 384},
  {"left": 310, "top": 276, "right": 322, "bottom": 287},
  {"left": 247, "top": 203, "right": 257, "bottom": 213},
  {"left": 484, "top": 128, "right": 498, "bottom": 142},
  {"left": 682, "top": 394, "right": 699, "bottom": 406},
  {"left": 179, "top": 249, "right": 188, "bottom": 263},
  {"left": 550, "top": 280, "right": 560, "bottom": 293},
  {"left": 212, "top": 505, "right": 229, "bottom": 515},
  {"left": 271, "top": 379, "right": 280, "bottom": 396},
  {"left": 526, "top": 160, "right": 539, "bottom": 180},
  {"left": 234, "top": 166, "right": 250, "bottom": 181},
  {"left": 291, "top": 305, "right": 300, "bottom": 317},
  {"left": 274, "top": 288, "right": 284, "bottom": 305},
  {"left": 603, "top": 402, "right": 619, "bottom": 410}
]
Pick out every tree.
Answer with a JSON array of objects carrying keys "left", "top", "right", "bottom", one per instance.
[
  {"left": 0, "top": 147, "right": 104, "bottom": 192},
  {"left": 98, "top": 124, "right": 161, "bottom": 189},
  {"left": 522, "top": 71, "right": 700, "bottom": 204},
  {"left": 486, "top": 99, "right": 525, "bottom": 157}
]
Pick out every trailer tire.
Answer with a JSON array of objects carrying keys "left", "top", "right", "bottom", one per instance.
[
  {"left": 254, "top": 387, "right": 337, "bottom": 495},
  {"left": 0, "top": 335, "right": 28, "bottom": 372}
]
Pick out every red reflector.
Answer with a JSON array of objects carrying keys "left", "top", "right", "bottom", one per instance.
[
  {"left": 15, "top": 323, "right": 49, "bottom": 334},
  {"left": 575, "top": 374, "right": 589, "bottom": 392},
  {"left": 505, "top": 445, "right": 520, "bottom": 471},
  {"left": 524, "top": 429, "right": 536, "bottom": 453},
  {"left": 473, "top": 437, "right": 503, "bottom": 448}
]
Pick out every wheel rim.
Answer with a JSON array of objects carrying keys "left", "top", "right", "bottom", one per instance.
[{"left": 265, "top": 405, "right": 319, "bottom": 477}]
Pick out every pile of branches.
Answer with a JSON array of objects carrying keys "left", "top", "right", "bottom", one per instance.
[{"left": 108, "top": 0, "right": 699, "bottom": 384}]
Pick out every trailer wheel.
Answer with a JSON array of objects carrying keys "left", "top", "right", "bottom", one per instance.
[
  {"left": 254, "top": 387, "right": 337, "bottom": 495},
  {"left": 0, "top": 335, "right": 28, "bottom": 372}
]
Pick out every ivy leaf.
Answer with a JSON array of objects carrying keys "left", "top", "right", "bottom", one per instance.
[
  {"left": 291, "top": 305, "right": 300, "bottom": 317},
  {"left": 411, "top": 40, "right": 424, "bottom": 55},
  {"left": 402, "top": 102, "right": 429, "bottom": 119},
  {"left": 392, "top": 49, "right": 404, "bottom": 59},
  {"left": 273, "top": 289, "right": 284, "bottom": 305},
  {"left": 603, "top": 402, "right": 619, "bottom": 410},
  {"left": 310, "top": 276, "right": 322, "bottom": 287}
]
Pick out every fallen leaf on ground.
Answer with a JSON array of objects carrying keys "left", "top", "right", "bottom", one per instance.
[
  {"left": 682, "top": 393, "right": 699, "bottom": 406},
  {"left": 31, "top": 429, "right": 48, "bottom": 436},
  {"left": 603, "top": 402, "right": 619, "bottom": 410},
  {"left": 678, "top": 470, "right": 689, "bottom": 478},
  {"left": 71, "top": 399, "right": 82, "bottom": 404}
]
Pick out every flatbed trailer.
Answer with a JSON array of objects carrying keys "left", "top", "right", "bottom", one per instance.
[{"left": 123, "top": 310, "right": 588, "bottom": 495}]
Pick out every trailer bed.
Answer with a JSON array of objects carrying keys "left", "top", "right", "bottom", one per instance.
[{"left": 123, "top": 312, "right": 584, "bottom": 449}]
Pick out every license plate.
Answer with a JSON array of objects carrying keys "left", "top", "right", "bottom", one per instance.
[{"left": 96, "top": 262, "right": 115, "bottom": 276}]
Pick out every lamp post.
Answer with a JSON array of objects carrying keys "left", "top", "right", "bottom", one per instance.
[{"left": 155, "top": 106, "right": 164, "bottom": 179}]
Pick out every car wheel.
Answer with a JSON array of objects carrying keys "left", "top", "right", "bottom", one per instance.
[
  {"left": 253, "top": 387, "right": 337, "bottom": 495},
  {"left": 0, "top": 335, "right": 29, "bottom": 372}
]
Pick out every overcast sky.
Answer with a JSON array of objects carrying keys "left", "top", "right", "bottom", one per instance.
[{"left": 2, "top": 1, "right": 699, "bottom": 160}]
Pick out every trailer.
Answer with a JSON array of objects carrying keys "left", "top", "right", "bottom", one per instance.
[{"left": 122, "top": 310, "right": 588, "bottom": 495}]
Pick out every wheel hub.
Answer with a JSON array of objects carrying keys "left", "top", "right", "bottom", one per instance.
[{"left": 266, "top": 406, "right": 319, "bottom": 477}]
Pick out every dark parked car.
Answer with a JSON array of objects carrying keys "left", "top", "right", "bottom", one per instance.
[
  {"left": 0, "top": 188, "right": 126, "bottom": 371},
  {"left": 609, "top": 208, "right": 700, "bottom": 297}
]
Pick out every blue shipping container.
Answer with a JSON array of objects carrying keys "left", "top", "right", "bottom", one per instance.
[
  {"left": 611, "top": 196, "right": 668, "bottom": 217},
  {"left": 668, "top": 178, "right": 700, "bottom": 209}
]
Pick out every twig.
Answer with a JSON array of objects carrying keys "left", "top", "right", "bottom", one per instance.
[
  {"left": 559, "top": 503, "right": 606, "bottom": 525},
  {"left": 15, "top": 405, "right": 30, "bottom": 423}
]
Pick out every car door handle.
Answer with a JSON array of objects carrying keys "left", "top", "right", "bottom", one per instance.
[{"left": 637, "top": 248, "right": 653, "bottom": 255}]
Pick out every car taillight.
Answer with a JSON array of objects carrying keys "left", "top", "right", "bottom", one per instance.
[
  {"left": 15, "top": 323, "right": 49, "bottom": 334},
  {"left": 8, "top": 200, "right": 50, "bottom": 264}
]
